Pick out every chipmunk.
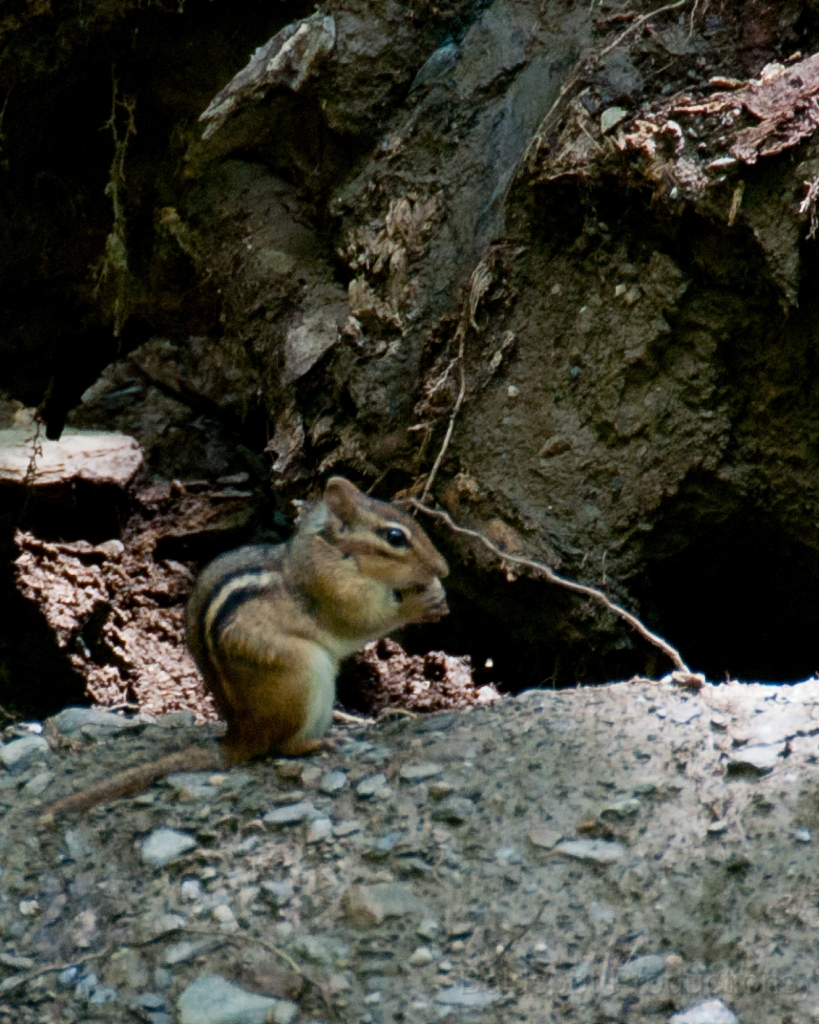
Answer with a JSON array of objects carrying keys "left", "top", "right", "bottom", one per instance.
[{"left": 43, "top": 477, "right": 449, "bottom": 817}]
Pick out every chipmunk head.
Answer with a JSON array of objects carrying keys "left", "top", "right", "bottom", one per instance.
[{"left": 321, "top": 476, "right": 448, "bottom": 589}]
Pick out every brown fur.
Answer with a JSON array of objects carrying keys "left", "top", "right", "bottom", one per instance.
[{"left": 42, "top": 478, "right": 449, "bottom": 818}]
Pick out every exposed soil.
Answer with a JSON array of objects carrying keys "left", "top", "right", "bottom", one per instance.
[{"left": 0, "top": 678, "right": 817, "bottom": 1023}]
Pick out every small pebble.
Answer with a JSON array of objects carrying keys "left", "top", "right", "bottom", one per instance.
[
  {"left": 319, "top": 770, "right": 348, "bottom": 794},
  {"left": 141, "top": 828, "right": 197, "bottom": 867},
  {"left": 409, "top": 946, "right": 435, "bottom": 966}
]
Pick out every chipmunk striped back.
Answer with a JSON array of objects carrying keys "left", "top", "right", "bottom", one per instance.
[{"left": 185, "top": 543, "right": 287, "bottom": 708}]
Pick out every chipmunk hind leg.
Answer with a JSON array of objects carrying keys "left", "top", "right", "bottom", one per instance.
[{"left": 218, "top": 637, "right": 337, "bottom": 763}]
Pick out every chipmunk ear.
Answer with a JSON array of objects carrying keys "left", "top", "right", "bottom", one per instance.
[{"left": 324, "top": 477, "right": 362, "bottom": 524}]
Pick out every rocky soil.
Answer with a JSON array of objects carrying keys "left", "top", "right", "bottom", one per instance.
[{"left": 0, "top": 677, "right": 817, "bottom": 1024}]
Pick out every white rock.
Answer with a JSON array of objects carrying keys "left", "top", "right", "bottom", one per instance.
[
  {"left": 437, "top": 985, "right": 500, "bottom": 1007},
  {"left": 409, "top": 946, "right": 435, "bottom": 966},
  {"left": 141, "top": 828, "right": 197, "bottom": 867},
  {"left": 555, "top": 839, "right": 625, "bottom": 864},
  {"left": 670, "top": 998, "right": 739, "bottom": 1024}
]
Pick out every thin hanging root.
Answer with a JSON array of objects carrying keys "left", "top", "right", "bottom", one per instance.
[{"left": 409, "top": 500, "right": 703, "bottom": 687}]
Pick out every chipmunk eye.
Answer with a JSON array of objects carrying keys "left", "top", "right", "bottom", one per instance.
[{"left": 379, "top": 526, "right": 411, "bottom": 549}]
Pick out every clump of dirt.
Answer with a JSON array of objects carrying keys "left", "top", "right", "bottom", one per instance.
[{"left": 340, "top": 637, "right": 500, "bottom": 716}]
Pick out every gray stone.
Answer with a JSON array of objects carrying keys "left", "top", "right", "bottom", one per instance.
[
  {"left": 399, "top": 763, "right": 444, "bottom": 782},
  {"left": 141, "top": 828, "right": 197, "bottom": 867},
  {"left": 342, "top": 883, "right": 420, "bottom": 926},
  {"left": 23, "top": 769, "right": 53, "bottom": 795},
  {"left": 88, "top": 986, "right": 118, "bottom": 1005},
  {"left": 0, "top": 735, "right": 49, "bottom": 775},
  {"left": 356, "top": 774, "right": 388, "bottom": 798},
  {"left": 527, "top": 828, "right": 563, "bottom": 850},
  {"left": 177, "top": 973, "right": 297, "bottom": 1024},
  {"left": 600, "top": 106, "right": 628, "bottom": 134},
  {"left": 263, "top": 801, "right": 317, "bottom": 825},
  {"left": 670, "top": 999, "right": 739, "bottom": 1024},
  {"left": 437, "top": 985, "right": 500, "bottom": 1008},
  {"left": 48, "top": 707, "right": 141, "bottom": 739},
  {"left": 319, "top": 770, "right": 348, "bottom": 794},
  {"left": 727, "top": 744, "right": 782, "bottom": 773},
  {"left": 130, "top": 993, "right": 166, "bottom": 1011},
  {"left": 333, "top": 819, "right": 361, "bottom": 837},
  {"left": 306, "top": 817, "right": 333, "bottom": 843},
  {"left": 600, "top": 799, "right": 641, "bottom": 820},
  {"left": 670, "top": 702, "right": 703, "bottom": 725},
  {"left": 555, "top": 840, "right": 625, "bottom": 864},
  {"left": 431, "top": 796, "right": 474, "bottom": 825},
  {"left": 74, "top": 973, "right": 98, "bottom": 999},
  {"left": 619, "top": 954, "right": 667, "bottom": 986},
  {"left": 261, "top": 880, "right": 293, "bottom": 904},
  {"left": 795, "top": 828, "right": 812, "bottom": 843}
]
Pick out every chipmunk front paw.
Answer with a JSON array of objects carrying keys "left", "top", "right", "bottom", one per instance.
[{"left": 398, "top": 578, "right": 449, "bottom": 623}]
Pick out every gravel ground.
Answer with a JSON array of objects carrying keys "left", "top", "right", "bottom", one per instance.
[{"left": 0, "top": 676, "right": 818, "bottom": 1024}]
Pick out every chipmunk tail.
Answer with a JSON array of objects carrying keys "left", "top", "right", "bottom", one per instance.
[{"left": 40, "top": 745, "right": 225, "bottom": 820}]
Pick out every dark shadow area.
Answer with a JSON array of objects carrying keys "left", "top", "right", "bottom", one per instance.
[
  {"left": 639, "top": 518, "right": 819, "bottom": 682},
  {"left": 0, "top": 568, "right": 88, "bottom": 718}
]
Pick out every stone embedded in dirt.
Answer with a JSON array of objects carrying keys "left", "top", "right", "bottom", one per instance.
[
  {"left": 436, "top": 985, "right": 500, "bottom": 1008},
  {"left": 263, "top": 801, "right": 317, "bottom": 826},
  {"left": 177, "top": 973, "right": 297, "bottom": 1024},
  {"left": 670, "top": 999, "right": 740, "bottom": 1024},
  {"left": 318, "top": 769, "right": 347, "bottom": 793},
  {"left": 669, "top": 702, "right": 703, "bottom": 725},
  {"left": 600, "top": 799, "right": 641, "bottom": 821},
  {"left": 409, "top": 945, "right": 435, "bottom": 966},
  {"left": 527, "top": 827, "right": 563, "bottom": 850},
  {"left": 355, "top": 773, "right": 388, "bottom": 798},
  {"left": 48, "top": 707, "right": 142, "bottom": 739},
  {"left": 0, "top": 429, "right": 143, "bottom": 487},
  {"left": 399, "top": 762, "right": 444, "bottom": 782},
  {"left": 333, "top": 819, "right": 361, "bottom": 837},
  {"left": 430, "top": 795, "right": 474, "bottom": 825},
  {"left": 141, "top": 828, "right": 198, "bottom": 867},
  {"left": 164, "top": 939, "right": 220, "bottom": 967},
  {"left": 0, "top": 735, "right": 49, "bottom": 775},
  {"left": 306, "top": 817, "right": 333, "bottom": 843},
  {"left": 260, "top": 880, "right": 293, "bottom": 905},
  {"left": 726, "top": 743, "right": 783, "bottom": 774},
  {"left": 555, "top": 839, "right": 626, "bottom": 864},
  {"left": 618, "top": 953, "right": 667, "bottom": 985},
  {"left": 342, "top": 882, "right": 420, "bottom": 926}
]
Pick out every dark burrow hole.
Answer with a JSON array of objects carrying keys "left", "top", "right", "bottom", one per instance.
[{"left": 638, "top": 517, "right": 819, "bottom": 683}]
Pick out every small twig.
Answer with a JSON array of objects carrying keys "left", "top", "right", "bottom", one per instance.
[
  {"left": 182, "top": 927, "right": 305, "bottom": 977},
  {"left": 421, "top": 327, "right": 466, "bottom": 502},
  {"left": 0, "top": 943, "right": 114, "bottom": 996},
  {"left": 410, "top": 500, "right": 692, "bottom": 674},
  {"left": 332, "top": 709, "right": 373, "bottom": 727},
  {"left": 598, "top": 0, "right": 690, "bottom": 61},
  {"left": 525, "top": 0, "right": 691, "bottom": 160}
]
